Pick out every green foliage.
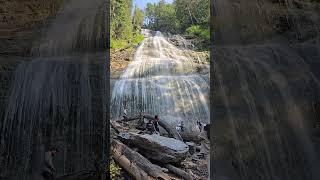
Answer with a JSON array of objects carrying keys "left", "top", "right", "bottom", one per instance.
[
  {"left": 132, "top": 34, "right": 145, "bottom": 46},
  {"left": 110, "top": 39, "right": 127, "bottom": 49},
  {"left": 110, "top": 0, "right": 144, "bottom": 49},
  {"left": 133, "top": 6, "right": 144, "bottom": 36},
  {"left": 110, "top": 0, "right": 210, "bottom": 49},
  {"left": 186, "top": 25, "right": 202, "bottom": 36},
  {"left": 110, "top": 0, "right": 133, "bottom": 41},
  {"left": 200, "top": 29, "right": 210, "bottom": 41},
  {"left": 109, "top": 160, "right": 122, "bottom": 180},
  {"left": 144, "top": 0, "right": 210, "bottom": 43},
  {"left": 186, "top": 25, "right": 210, "bottom": 41},
  {"left": 110, "top": 34, "right": 144, "bottom": 49},
  {"left": 145, "top": 1, "right": 179, "bottom": 33}
]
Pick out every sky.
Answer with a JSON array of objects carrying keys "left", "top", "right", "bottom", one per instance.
[{"left": 133, "top": 0, "right": 174, "bottom": 10}]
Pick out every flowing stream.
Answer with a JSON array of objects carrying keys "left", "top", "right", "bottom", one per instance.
[{"left": 111, "top": 30, "right": 210, "bottom": 132}]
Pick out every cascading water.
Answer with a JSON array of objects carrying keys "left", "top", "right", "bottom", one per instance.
[
  {"left": 111, "top": 30, "right": 209, "bottom": 132},
  {"left": 0, "top": 0, "right": 106, "bottom": 179},
  {"left": 212, "top": 0, "right": 320, "bottom": 180}
]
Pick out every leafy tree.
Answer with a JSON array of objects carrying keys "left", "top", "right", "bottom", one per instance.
[
  {"left": 110, "top": 0, "right": 133, "bottom": 40},
  {"left": 132, "top": 6, "right": 144, "bottom": 36},
  {"left": 175, "top": 0, "right": 210, "bottom": 31},
  {"left": 145, "top": 3, "right": 156, "bottom": 27},
  {"left": 110, "top": 0, "right": 144, "bottom": 49},
  {"left": 144, "top": 0, "right": 210, "bottom": 42},
  {"left": 145, "top": 1, "right": 179, "bottom": 33}
]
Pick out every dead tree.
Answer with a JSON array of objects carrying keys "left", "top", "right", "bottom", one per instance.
[{"left": 111, "top": 139, "right": 171, "bottom": 180}]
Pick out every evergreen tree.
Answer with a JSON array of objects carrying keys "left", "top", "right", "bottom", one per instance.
[
  {"left": 110, "top": 0, "right": 145, "bottom": 49},
  {"left": 132, "top": 6, "right": 144, "bottom": 36},
  {"left": 144, "top": 0, "right": 210, "bottom": 42}
]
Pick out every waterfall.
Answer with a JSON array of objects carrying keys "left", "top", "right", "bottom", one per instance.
[
  {"left": 0, "top": 0, "right": 106, "bottom": 179},
  {"left": 111, "top": 30, "right": 210, "bottom": 132},
  {"left": 213, "top": 0, "right": 320, "bottom": 179}
]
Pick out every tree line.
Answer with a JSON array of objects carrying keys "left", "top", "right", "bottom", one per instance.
[
  {"left": 110, "top": 0, "right": 144, "bottom": 49},
  {"left": 110, "top": 0, "right": 210, "bottom": 49},
  {"left": 144, "top": 0, "right": 210, "bottom": 42}
]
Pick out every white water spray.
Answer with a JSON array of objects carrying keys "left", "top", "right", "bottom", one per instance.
[{"left": 111, "top": 30, "right": 209, "bottom": 131}]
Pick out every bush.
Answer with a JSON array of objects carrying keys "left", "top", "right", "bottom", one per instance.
[
  {"left": 186, "top": 25, "right": 202, "bottom": 36},
  {"left": 132, "top": 34, "right": 145, "bottom": 46},
  {"left": 186, "top": 25, "right": 210, "bottom": 41},
  {"left": 111, "top": 34, "right": 144, "bottom": 49},
  {"left": 199, "top": 28, "right": 210, "bottom": 41},
  {"left": 109, "top": 160, "right": 122, "bottom": 180},
  {"left": 110, "top": 39, "right": 128, "bottom": 49}
]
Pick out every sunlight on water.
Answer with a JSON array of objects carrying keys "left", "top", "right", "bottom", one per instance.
[{"left": 111, "top": 30, "right": 210, "bottom": 132}]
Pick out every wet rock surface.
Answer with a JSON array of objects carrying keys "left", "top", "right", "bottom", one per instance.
[
  {"left": 0, "top": 0, "right": 64, "bottom": 56},
  {"left": 119, "top": 132, "right": 189, "bottom": 163},
  {"left": 111, "top": 117, "right": 210, "bottom": 180},
  {"left": 213, "top": 41, "right": 320, "bottom": 180},
  {"left": 0, "top": 0, "right": 107, "bottom": 179}
]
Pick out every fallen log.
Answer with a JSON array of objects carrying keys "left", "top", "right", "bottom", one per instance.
[
  {"left": 158, "top": 120, "right": 183, "bottom": 141},
  {"left": 110, "top": 121, "right": 130, "bottom": 133},
  {"left": 119, "top": 132, "right": 189, "bottom": 163},
  {"left": 144, "top": 114, "right": 183, "bottom": 141},
  {"left": 165, "top": 164, "right": 198, "bottom": 180},
  {"left": 111, "top": 139, "right": 171, "bottom": 180},
  {"left": 115, "top": 113, "right": 183, "bottom": 141},
  {"left": 115, "top": 116, "right": 140, "bottom": 122}
]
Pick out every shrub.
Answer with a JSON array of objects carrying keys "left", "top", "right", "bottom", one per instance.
[
  {"left": 111, "top": 34, "right": 144, "bottom": 49},
  {"left": 132, "top": 34, "right": 145, "bottom": 46},
  {"left": 109, "top": 160, "right": 122, "bottom": 180},
  {"left": 186, "top": 25, "right": 210, "bottom": 41},
  {"left": 110, "top": 39, "right": 128, "bottom": 49},
  {"left": 199, "top": 28, "right": 210, "bottom": 41},
  {"left": 186, "top": 25, "right": 202, "bottom": 36}
]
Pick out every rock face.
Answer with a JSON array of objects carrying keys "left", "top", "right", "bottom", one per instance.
[
  {"left": 0, "top": 0, "right": 64, "bottom": 121},
  {"left": 0, "top": 0, "right": 64, "bottom": 56},
  {"left": 214, "top": 0, "right": 320, "bottom": 45},
  {"left": 119, "top": 132, "right": 189, "bottom": 163}
]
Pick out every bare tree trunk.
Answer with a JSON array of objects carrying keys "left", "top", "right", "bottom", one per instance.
[
  {"left": 111, "top": 139, "right": 171, "bottom": 180},
  {"left": 165, "top": 164, "right": 198, "bottom": 180}
]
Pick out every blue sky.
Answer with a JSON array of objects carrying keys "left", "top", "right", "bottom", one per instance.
[{"left": 133, "top": 0, "right": 174, "bottom": 10}]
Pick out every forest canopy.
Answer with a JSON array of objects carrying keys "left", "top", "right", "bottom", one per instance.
[
  {"left": 110, "top": 0, "right": 210, "bottom": 49},
  {"left": 144, "top": 0, "right": 210, "bottom": 41},
  {"left": 110, "top": 0, "right": 144, "bottom": 49}
]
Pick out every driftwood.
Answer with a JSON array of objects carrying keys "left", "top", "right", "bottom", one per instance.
[
  {"left": 165, "top": 164, "right": 198, "bottom": 180},
  {"left": 110, "top": 114, "right": 208, "bottom": 179},
  {"left": 158, "top": 119, "right": 183, "bottom": 141},
  {"left": 110, "top": 121, "right": 130, "bottom": 133},
  {"left": 144, "top": 114, "right": 183, "bottom": 141},
  {"left": 115, "top": 113, "right": 183, "bottom": 141},
  {"left": 115, "top": 116, "right": 140, "bottom": 122},
  {"left": 111, "top": 139, "right": 171, "bottom": 180},
  {"left": 118, "top": 132, "right": 189, "bottom": 163}
]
